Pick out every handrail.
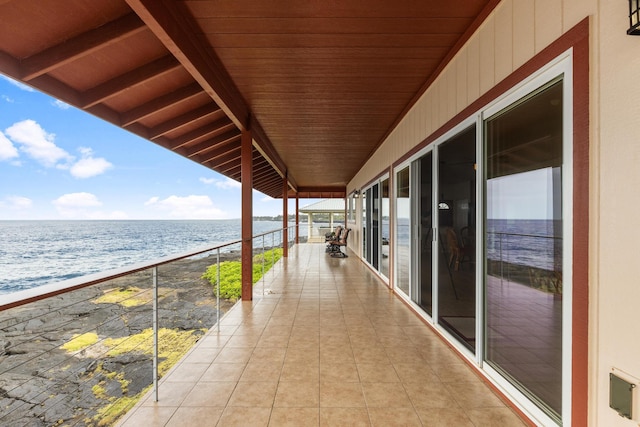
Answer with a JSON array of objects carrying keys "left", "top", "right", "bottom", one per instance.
[
  {"left": 0, "top": 225, "right": 295, "bottom": 312},
  {"left": 0, "top": 224, "right": 298, "bottom": 426},
  {"left": 486, "top": 230, "right": 562, "bottom": 240}
]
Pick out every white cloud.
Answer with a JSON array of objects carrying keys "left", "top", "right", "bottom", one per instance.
[
  {"left": 0, "top": 131, "right": 19, "bottom": 161},
  {"left": 69, "top": 147, "right": 112, "bottom": 178},
  {"left": 52, "top": 192, "right": 104, "bottom": 219},
  {"left": 2, "top": 95, "right": 14, "bottom": 103},
  {"left": 215, "top": 177, "right": 241, "bottom": 190},
  {"left": 53, "top": 192, "right": 102, "bottom": 208},
  {"left": 260, "top": 195, "right": 275, "bottom": 202},
  {"left": 144, "top": 196, "right": 160, "bottom": 206},
  {"left": 52, "top": 99, "right": 71, "bottom": 110},
  {"left": 199, "top": 177, "right": 216, "bottom": 184},
  {"left": 144, "top": 195, "right": 227, "bottom": 219},
  {"left": 5, "top": 119, "right": 72, "bottom": 167},
  {"left": 1, "top": 75, "right": 34, "bottom": 92},
  {"left": 3, "top": 196, "right": 32, "bottom": 210}
]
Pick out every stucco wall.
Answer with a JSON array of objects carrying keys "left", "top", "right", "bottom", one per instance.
[{"left": 344, "top": 0, "right": 640, "bottom": 426}]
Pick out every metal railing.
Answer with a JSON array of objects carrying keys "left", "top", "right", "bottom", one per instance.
[
  {"left": 486, "top": 231, "right": 563, "bottom": 293},
  {"left": 0, "top": 225, "right": 297, "bottom": 427}
]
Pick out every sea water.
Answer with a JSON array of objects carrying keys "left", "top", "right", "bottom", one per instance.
[{"left": 0, "top": 220, "right": 298, "bottom": 295}]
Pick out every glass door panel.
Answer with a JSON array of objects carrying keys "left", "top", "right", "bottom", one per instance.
[
  {"left": 380, "top": 179, "right": 390, "bottom": 278},
  {"left": 396, "top": 167, "right": 410, "bottom": 296},
  {"left": 437, "top": 126, "right": 477, "bottom": 352},
  {"left": 371, "top": 184, "right": 380, "bottom": 269},
  {"left": 411, "top": 153, "right": 433, "bottom": 314},
  {"left": 484, "top": 80, "right": 563, "bottom": 419},
  {"left": 362, "top": 189, "right": 367, "bottom": 260}
]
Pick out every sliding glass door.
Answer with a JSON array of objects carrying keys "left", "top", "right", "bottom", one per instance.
[
  {"left": 364, "top": 177, "right": 390, "bottom": 280},
  {"left": 396, "top": 168, "right": 410, "bottom": 295},
  {"left": 392, "top": 60, "right": 571, "bottom": 425},
  {"left": 484, "top": 79, "right": 565, "bottom": 420},
  {"left": 412, "top": 152, "right": 433, "bottom": 315},
  {"left": 436, "top": 126, "right": 477, "bottom": 352}
]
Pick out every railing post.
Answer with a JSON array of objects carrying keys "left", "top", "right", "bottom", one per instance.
[
  {"left": 216, "top": 248, "right": 220, "bottom": 333},
  {"left": 152, "top": 266, "right": 159, "bottom": 402}
]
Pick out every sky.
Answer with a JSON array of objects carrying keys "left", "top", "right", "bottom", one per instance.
[{"left": 0, "top": 75, "right": 299, "bottom": 220}]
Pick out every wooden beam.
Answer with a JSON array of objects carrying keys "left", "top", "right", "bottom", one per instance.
[
  {"left": 22, "top": 14, "right": 146, "bottom": 81},
  {"left": 164, "top": 117, "right": 235, "bottom": 151},
  {"left": 126, "top": 0, "right": 249, "bottom": 128},
  {"left": 204, "top": 147, "right": 241, "bottom": 170},
  {"left": 187, "top": 129, "right": 240, "bottom": 159},
  {"left": 121, "top": 83, "right": 204, "bottom": 126},
  {"left": 81, "top": 55, "right": 180, "bottom": 108},
  {"left": 126, "top": 0, "right": 296, "bottom": 191},
  {"left": 147, "top": 104, "right": 220, "bottom": 140}
]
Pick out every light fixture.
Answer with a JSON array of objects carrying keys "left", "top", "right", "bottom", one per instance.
[{"left": 629, "top": 0, "right": 640, "bottom": 35}]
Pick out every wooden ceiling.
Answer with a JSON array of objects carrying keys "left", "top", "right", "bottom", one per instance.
[{"left": 0, "top": 0, "right": 496, "bottom": 198}]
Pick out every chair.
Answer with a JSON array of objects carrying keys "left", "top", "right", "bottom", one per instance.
[
  {"left": 325, "top": 225, "right": 343, "bottom": 252},
  {"left": 327, "top": 228, "right": 350, "bottom": 258},
  {"left": 445, "top": 227, "right": 470, "bottom": 270}
]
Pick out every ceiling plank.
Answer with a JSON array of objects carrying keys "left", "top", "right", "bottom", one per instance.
[
  {"left": 82, "top": 55, "right": 180, "bottom": 108},
  {"left": 21, "top": 13, "right": 147, "bottom": 81}
]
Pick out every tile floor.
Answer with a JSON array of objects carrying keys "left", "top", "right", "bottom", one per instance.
[{"left": 116, "top": 243, "right": 527, "bottom": 427}]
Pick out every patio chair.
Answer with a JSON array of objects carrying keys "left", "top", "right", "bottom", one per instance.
[
  {"left": 327, "top": 228, "right": 350, "bottom": 258},
  {"left": 325, "top": 225, "right": 343, "bottom": 252}
]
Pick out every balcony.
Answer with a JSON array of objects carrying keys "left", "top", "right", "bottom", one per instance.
[{"left": 116, "top": 243, "right": 527, "bottom": 427}]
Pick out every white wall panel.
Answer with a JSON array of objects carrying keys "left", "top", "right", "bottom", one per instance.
[{"left": 495, "top": 1, "right": 514, "bottom": 83}]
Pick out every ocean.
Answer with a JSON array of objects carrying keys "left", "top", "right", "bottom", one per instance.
[
  {"left": 486, "top": 219, "right": 563, "bottom": 271},
  {"left": 0, "top": 220, "right": 300, "bottom": 295}
]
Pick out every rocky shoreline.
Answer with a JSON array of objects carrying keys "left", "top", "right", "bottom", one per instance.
[{"left": 0, "top": 251, "right": 241, "bottom": 427}]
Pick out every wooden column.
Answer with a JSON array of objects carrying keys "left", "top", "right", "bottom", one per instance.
[
  {"left": 241, "top": 129, "right": 253, "bottom": 301},
  {"left": 282, "top": 173, "right": 288, "bottom": 258},
  {"left": 295, "top": 196, "right": 299, "bottom": 244}
]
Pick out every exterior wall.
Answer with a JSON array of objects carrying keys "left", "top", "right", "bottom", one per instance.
[
  {"left": 349, "top": 0, "right": 596, "bottom": 193},
  {"left": 345, "top": 0, "right": 640, "bottom": 425},
  {"left": 594, "top": 3, "right": 640, "bottom": 427}
]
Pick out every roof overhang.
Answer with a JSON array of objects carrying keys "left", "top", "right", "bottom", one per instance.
[{"left": 0, "top": 0, "right": 498, "bottom": 199}]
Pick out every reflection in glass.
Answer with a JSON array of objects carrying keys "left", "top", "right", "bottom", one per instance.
[
  {"left": 396, "top": 167, "right": 410, "bottom": 295},
  {"left": 412, "top": 153, "right": 433, "bottom": 314},
  {"left": 380, "top": 179, "right": 390, "bottom": 278},
  {"left": 371, "top": 185, "right": 379, "bottom": 269},
  {"left": 437, "top": 126, "right": 477, "bottom": 352},
  {"left": 362, "top": 189, "right": 367, "bottom": 259},
  {"left": 485, "top": 80, "right": 563, "bottom": 419}
]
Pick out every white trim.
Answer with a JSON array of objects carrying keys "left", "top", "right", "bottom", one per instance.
[
  {"left": 480, "top": 49, "right": 574, "bottom": 426},
  {"left": 474, "top": 114, "right": 484, "bottom": 367}
]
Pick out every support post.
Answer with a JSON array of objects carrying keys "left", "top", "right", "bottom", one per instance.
[
  {"left": 241, "top": 129, "right": 253, "bottom": 301},
  {"left": 295, "top": 196, "right": 299, "bottom": 243},
  {"left": 283, "top": 173, "right": 288, "bottom": 257}
]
